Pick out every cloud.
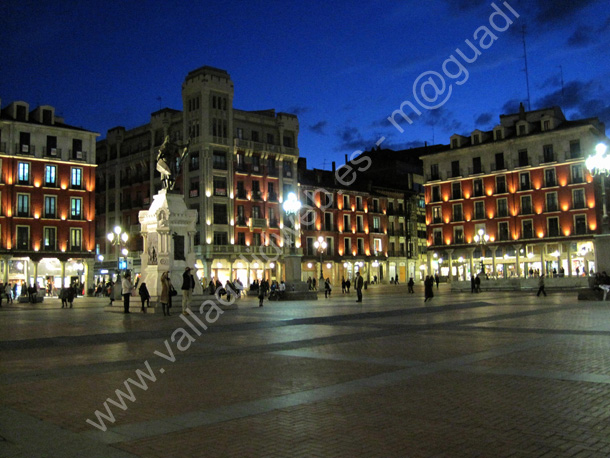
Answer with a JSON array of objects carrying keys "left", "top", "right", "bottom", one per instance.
[
  {"left": 475, "top": 112, "right": 493, "bottom": 126},
  {"left": 534, "top": 79, "right": 610, "bottom": 124},
  {"left": 532, "top": 0, "right": 598, "bottom": 26},
  {"left": 309, "top": 120, "right": 328, "bottom": 135},
  {"left": 421, "top": 107, "right": 463, "bottom": 132},
  {"left": 502, "top": 99, "right": 522, "bottom": 114},
  {"left": 567, "top": 25, "right": 594, "bottom": 47},
  {"left": 286, "top": 105, "right": 310, "bottom": 115},
  {"left": 335, "top": 126, "right": 367, "bottom": 152}
]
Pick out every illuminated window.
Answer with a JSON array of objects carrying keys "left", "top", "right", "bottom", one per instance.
[
  {"left": 70, "top": 197, "right": 82, "bottom": 220},
  {"left": 453, "top": 226, "right": 464, "bottom": 244},
  {"left": 43, "top": 227, "right": 56, "bottom": 250},
  {"left": 17, "top": 193, "right": 29, "bottom": 217},
  {"left": 571, "top": 165, "right": 584, "bottom": 184},
  {"left": 432, "top": 206, "right": 442, "bottom": 224},
  {"left": 71, "top": 167, "right": 82, "bottom": 189},
  {"left": 70, "top": 228, "right": 82, "bottom": 251},
  {"left": 44, "top": 165, "right": 56, "bottom": 186},
  {"left": 44, "top": 195, "right": 56, "bottom": 218},
  {"left": 17, "top": 162, "right": 30, "bottom": 184}
]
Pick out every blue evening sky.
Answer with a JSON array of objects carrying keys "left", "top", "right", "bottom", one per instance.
[{"left": 1, "top": 0, "right": 609, "bottom": 169}]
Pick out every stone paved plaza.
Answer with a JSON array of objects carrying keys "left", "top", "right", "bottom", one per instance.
[{"left": 2, "top": 284, "right": 610, "bottom": 457}]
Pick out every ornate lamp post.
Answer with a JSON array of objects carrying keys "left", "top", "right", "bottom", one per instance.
[
  {"left": 282, "top": 192, "right": 302, "bottom": 250},
  {"left": 107, "top": 225, "right": 129, "bottom": 279},
  {"left": 313, "top": 236, "right": 327, "bottom": 281},
  {"left": 473, "top": 228, "right": 489, "bottom": 273}
]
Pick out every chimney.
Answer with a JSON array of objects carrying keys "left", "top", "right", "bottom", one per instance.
[
  {"left": 332, "top": 161, "right": 336, "bottom": 173},
  {"left": 345, "top": 154, "right": 348, "bottom": 165}
]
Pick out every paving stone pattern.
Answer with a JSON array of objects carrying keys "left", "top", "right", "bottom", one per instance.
[{"left": 1, "top": 285, "right": 610, "bottom": 457}]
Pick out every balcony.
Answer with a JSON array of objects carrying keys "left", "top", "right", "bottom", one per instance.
[
  {"left": 251, "top": 164, "right": 263, "bottom": 175},
  {"left": 250, "top": 217, "right": 267, "bottom": 229},
  {"left": 268, "top": 192, "right": 278, "bottom": 202},
  {"left": 0, "top": 142, "right": 5, "bottom": 153},
  {"left": 541, "top": 153, "right": 555, "bottom": 163},
  {"left": 236, "top": 190, "right": 247, "bottom": 200},
  {"left": 189, "top": 189, "right": 199, "bottom": 198},
  {"left": 236, "top": 217, "right": 247, "bottom": 227},
  {"left": 283, "top": 169, "right": 293, "bottom": 179},
  {"left": 70, "top": 150, "right": 87, "bottom": 161},
  {"left": 573, "top": 200, "right": 586, "bottom": 210},
  {"left": 213, "top": 188, "right": 227, "bottom": 197},
  {"left": 267, "top": 168, "right": 279, "bottom": 177},
  {"left": 15, "top": 143, "right": 33, "bottom": 154},
  {"left": 252, "top": 190, "right": 263, "bottom": 201},
  {"left": 43, "top": 147, "right": 61, "bottom": 157},
  {"left": 269, "top": 219, "right": 279, "bottom": 228}
]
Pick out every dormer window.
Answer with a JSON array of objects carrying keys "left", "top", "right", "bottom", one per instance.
[
  {"left": 517, "top": 123, "right": 527, "bottom": 136},
  {"left": 472, "top": 134, "right": 480, "bottom": 145},
  {"left": 451, "top": 138, "right": 458, "bottom": 149},
  {"left": 542, "top": 119, "right": 550, "bottom": 131},
  {"left": 494, "top": 128, "right": 503, "bottom": 141},
  {"left": 16, "top": 105, "right": 27, "bottom": 121}
]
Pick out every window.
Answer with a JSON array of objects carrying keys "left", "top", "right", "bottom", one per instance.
[
  {"left": 357, "top": 238, "right": 365, "bottom": 255},
  {"left": 356, "top": 196, "right": 363, "bottom": 211},
  {"left": 251, "top": 130, "right": 259, "bottom": 142},
  {"left": 472, "top": 134, "right": 480, "bottom": 145},
  {"left": 432, "top": 206, "right": 442, "bottom": 224},
  {"left": 548, "top": 217, "right": 560, "bottom": 237},
  {"left": 454, "top": 226, "right": 464, "bottom": 244},
  {"left": 266, "top": 133, "right": 274, "bottom": 144},
  {"left": 189, "top": 152, "right": 199, "bottom": 171},
  {"left": 496, "top": 175, "right": 506, "bottom": 194},
  {"left": 451, "top": 138, "right": 458, "bottom": 148},
  {"left": 433, "top": 228, "right": 443, "bottom": 246},
  {"left": 72, "top": 139, "right": 83, "bottom": 159},
  {"left": 495, "top": 153, "right": 505, "bottom": 170},
  {"left": 252, "top": 180, "right": 261, "bottom": 200},
  {"left": 212, "top": 151, "right": 227, "bottom": 169},
  {"left": 344, "top": 237, "right": 351, "bottom": 254},
  {"left": 497, "top": 198, "right": 508, "bottom": 217},
  {"left": 268, "top": 182, "right": 276, "bottom": 201},
  {"left": 70, "top": 228, "right": 82, "bottom": 251},
  {"left": 522, "top": 220, "right": 533, "bottom": 239},
  {"left": 17, "top": 226, "right": 29, "bottom": 249},
  {"left": 283, "top": 161, "right": 292, "bottom": 177},
  {"left": 237, "top": 205, "right": 246, "bottom": 225},
  {"left": 494, "top": 129, "right": 503, "bottom": 140},
  {"left": 373, "top": 238, "right": 382, "bottom": 254},
  {"left": 17, "top": 162, "right": 30, "bottom": 184},
  {"left": 474, "top": 201, "right": 485, "bottom": 220},
  {"left": 543, "top": 120, "right": 550, "bottom": 131},
  {"left": 213, "top": 204, "right": 228, "bottom": 224},
  {"left": 573, "top": 189, "right": 585, "bottom": 209},
  {"left": 46, "top": 136, "right": 57, "bottom": 156},
  {"left": 237, "top": 232, "right": 246, "bottom": 245},
  {"left": 17, "top": 194, "right": 29, "bottom": 217},
  {"left": 574, "top": 215, "right": 587, "bottom": 235},
  {"left": 518, "top": 149, "right": 529, "bottom": 167},
  {"left": 498, "top": 221, "right": 509, "bottom": 241},
  {"left": 213, "top": 176, "right": 227, "bottom": 196},
  {"left": 71, "top": 198, "right": 82, "bottom": 219},
  {"left": 252, "top": 206, "right": 261, "bottom": 219},
  {"left": 343, "top": 214, "right": 350, "bottom": 230},
  {"left": 543, "top": 144, "right": 554, "bottom": 163},
  {"left": 44, "top": 196, "right": 56, "bottom": 218},
  {"left": 473, "top": 179, "right": 483, "bottom": 197},
  {"left": 430, "top": 164, "right": 439, "bottom": 180},
  {"left": 214, "top": 232, "right": 228, "bottom": 245},
  {"left": 521, "top": 195, "right": 532, "bottom": 215},
  {"left": 546, "top": 192, "right": 558, "bottom": 212},
  {"left": 236, "top": 181, "right": 246, "bottom": 199},
  {"left": 519, "top": 172, "right": 530, "bottom": 191},
  {"left": 571, "top": 165, "right": 584, "bottom": 184},
  {"left": 451, "top": 160, "right": 460, "bottom": 178},
  {"left": 372, "top": 216, "right": 380, "bottom": 232},
  {"left": 518, "top": 124, "right": 526, "bottom": 136},
  {"left": 343, "top": 194, "right": 350, "bottom": 208},
  {"left": 472, "top": 157, "right": 482, "bottom": 174},
  {"left": 44, "top": 165, "right": 56, "bottom": 186},
  {"left": 570, "top": 140, "right": 582, "bottom": 158},
  {"left": 71, "top": 168, "right": 82, "bottom": 189},
  {"left": 356, "top": 215, "right": 364, "bottom": 232},
  {"left": 544, "top": 168, "right": 556, "bottom": 187},
  {"left": 451, "top": 182, "right": 461, "bottom": 200},
  {"left": 236, "top": 127, "right": 243, "bottom": 139},
  {"left": 252, "top": 156, "right": 261, "bottom": 173},
  {"left": 19, "top": 132, "right": 30, "bottom": 153},
  {"left": 43, "top": 227, "right": 56, "bottom": 250},
  {"left": 431, "top": 185, "right": 441, "bottom": 202},
  {"left": 452, "top": 203, "right": 463, "bottom": 222}
]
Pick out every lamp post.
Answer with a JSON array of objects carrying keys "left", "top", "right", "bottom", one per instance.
[
  {"left": 107, "top": 225, "right": 129, "bottom": 280},
  {"left": 313, "top": 236, "right": 327, "bottom": 281},
  {"left": 585, "top": 142, "right": 610, "bottom": 231},
  {"left": 473, "top": 228, "right": 489, "bottom": 273}
]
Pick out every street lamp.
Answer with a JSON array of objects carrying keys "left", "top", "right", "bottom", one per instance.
[
  {"left": 313, "top": 236, "right": 327, "bottom": 281},
  {"left": 282, "top": 192, "right": 302, "bottom": 249},
  {"left": 473, "top": 228, "right": 489, "bottom": 273},
  {"left": 585, "top": 142, "right": 610, "bottom": 230},
  {"left": 107, "top": 225, "right": 129, "bottom": 277}
]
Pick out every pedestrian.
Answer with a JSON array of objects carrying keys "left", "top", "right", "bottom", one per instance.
[
  {"left": 408, "top": 277, "right": 414, "bottom": 294},
  {"left": 435, "top": 273, "right": 440, "bottom": 289},
  {"left": 160, "top": 271, "right": 172, "bottom": 316},
  {"left": 258, "top": 284, "right": 265, "bottom": 307},
  {"left": 60, "top": 287, "right": 68, "bottom": 308},
  {"left": 537, "top": 274, "right": 547, "bottom": 297},
  {"left": 355, "top": 271, "right": 364, "bottom": 302},
  {"left": 341, "top": 277, "right": 346, "bottom": 294},
  {"left": 471, "top": 275, "right": 476, "bottom": 293},
  {"left": 575, "top": 266, "right": 580, "bottom": 277},
  {"left": 66, "top": 285, "right": 75, "bottom": 308},
  {"left": 139, "top": 282, "right": 151, "bottom": 313},
  {"left": 346, "top": 278, "right": 351, "bottom": 293},
  {"left": 122, "top": 272, "right": 134, "bottom": 314},
  {"left": 324, "top": 278, "right": 332, "bottom": 298},
  {"left": 312, "top": 278, "right": 317, "bottom": 291},
  {"left": 394, "top": 275, "right": 399, "bottom": 285},
  {"left": 181, "top": 267, "right": 194, "bottom": 315},
  {"left": 475, "top": 275, "right": 481, "bottom": 293},
  {"left": 424, "top": 275, "right": 434, "bottom": 302},
  {"left": 5, "top": 282, "right": 13, "bottom": 304}
]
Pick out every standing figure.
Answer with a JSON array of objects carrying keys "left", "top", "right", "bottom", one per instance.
[
  {"left": 160, "top": 271, "right": 172, "bottom": 316},
  {"left": 341, "top": 277, "right": 346, "bottom": 293},
  {"left": 139, "top": 282, "right": 151, "bottom": 313},
  {"left": 346, "top": 278, "right": 351, "bottom": 293},
  {"left": 408, "top": 277, "right": 415, "bottom": 294},
  {"left": 122, "top": 272, "right": 133, "bottom": 314},
  {"left": 324, "top": 278, "right": 332, "bottom": 298},
  {"left": 537, "top": 274, "right": 547, "bottom": 297},
  {"left": 355, "top": 272, "right": 364, "bottom": 303},
  {"left": 424, "top": 276, "right": 434, "bottom": 302},
  {"left": 5, "top": 282, "right": 13, "bottom": 304},
  {"left": 434, "top": 273, "right": 440, "bottom": 289},
  {"left": 182, "top": 267, "right": 194, "bottom": 315}
]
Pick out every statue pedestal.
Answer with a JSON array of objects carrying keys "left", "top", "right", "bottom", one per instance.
[
  {"left": 138, "top": 190, "right": 203, "bottom": 302},
  {"left": 283, "top": 253, "right": 317, "bottom": 300}
]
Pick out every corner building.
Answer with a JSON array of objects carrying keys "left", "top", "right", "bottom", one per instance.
[
  {"left": 421, "top": 105, "right": 607, "bottom": 280},
  {"left": 0, "top": 100, "right": 98, "bottom": 292},
  {"left": 96, "top": 66, "right": 299, "bottom": 285}
]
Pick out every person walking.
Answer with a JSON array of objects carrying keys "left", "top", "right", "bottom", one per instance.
[
  {"left": 324, "top": 278, "right": 332, "bottom": 298},
  {"left": 181, "top": 267, "right": 194, "bottom": 315},
  {"left": 434, "top": 273, "right": 440, "bottom": 289},
  {"left": 537, "top": 274, "right": 547, "bottom": 297},
  {"left": 355, "top": 271, "right": 364, "bottom": 302},
  {"left": 408, "top": 277, "right": 414, "bottom": 294},
  {"left": 341, "top": 277, "right": 346, "bottom": 294},
  {"left": 346, "top": 278, "right": 351, "bottom": 293},
  {"left": 66, "top": 284, "right": 75, "bottom": 308},
  {"left": 471, "top": 275, "right": 476, "bottom": 293},
  {"left": 258, "top": 283, "right": 265, "bottom": 307},
  {"left": 475, "top": 275, "right": 481, "bottom": 293},
  {"left": 424, "top": 275, "right": 434, "bottom": 302},
  {"left": 160, "top": 271, "right": 172, "bottom": 316},
  {"left": 5, "top": 282, "right": 13, "bottom": 305},
  {"left": 138, "top": 282, "right": 151, "bottom": 313},
  {"left": 121, "top": 273, "right": 133, "bottom": 314}
]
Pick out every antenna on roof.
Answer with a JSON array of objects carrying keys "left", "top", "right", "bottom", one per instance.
[
  {"left": 521, "top": 25, "right": 531, "bottom": 111},
  {"left": 322, "top": 158, "right": 327, "bottom": 170},
  {"left": 558, "top": 65, "right": 565, "bottom": 107},
  {"left": 156, "top": 96, "right": 162, "bottom": 110}
]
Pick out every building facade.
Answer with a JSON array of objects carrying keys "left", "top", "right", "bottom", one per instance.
[
  {"left": 96, "top": 66, "right": 299, "bottom": 286},
  {"left": 0, "top": 100, "right": 98, "bottom": 293},
  {"left": 422, "top": 105, "right": 607, "bottom": 280}
]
